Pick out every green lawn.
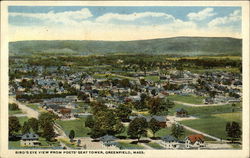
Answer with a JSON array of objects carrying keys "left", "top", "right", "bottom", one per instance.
[
  {"left": 168, "top": 103, "right": 241, "bottom": 117},
  {"left": 147, "top": 142, "right": 165, "bottom": 149},
  {"left": 55, "top": 118, "right": 91, "bottom": 137},
  {"left": 145, "top": 76, "right": 160, "bottom": 82},
  {"left": 167, "top": 95, "right": 205, "bottom": 104},
  {"left": 9, "top": 109, "right": 23, "bottom": 115},
  {"left": 155, "top": 127, "right": 199, "bottom": 140},
  {"left": 9, "top": 138, "right": 61, "bottom": 149},
  {"left": 117, "top": 141, "right": 144, "bottom": 149},
  {"left": 93, "top": 73, "right": 136, "bottom": 81},
  {"left": 26, "top": 104, "right": 40, "bottom": 111},
  {"left": 179, "top": 112, "right": 242, "bottom": 139},
  {"left": 18, "top": 116, "right": 29, "bottom": 125}
]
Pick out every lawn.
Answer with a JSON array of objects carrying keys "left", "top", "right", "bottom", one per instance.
[
  {"left": 155, "top": 127, "right": 199, "bottom": 140},
  {"left": 26, "top": 104, "right": 40, "bottom": 111},
  {"left": 167, "top": 95, "right": 205, "bottom": 105},
  {"left": 9, "top": 109, "right": 23, "bottom": 115},
  {"left": 147, "top": 142, "right": 165, "bottom": 149},
  {"left": 93, "top": 73, "right": 136, "bottom": 81},
  {"left": 18, "top": 116, "right": 29, "bottom": 125},
  {"left": 179, "top": 112, "right": 242, "bottom": 139},
  {"left": 145, "top": 76, "right": 160, "bottom": 82},
  {"left": 55, "top": 118, "right": 91, "bottom": 137},
  {"left": 9, "top": 138, "right": 61, "bottom": 149},
  {"left": 168, "top": 103, "right": 241, "bottom": 117},
  {"left": 117, "top": 141, "right": 144, "bottom": 149}
]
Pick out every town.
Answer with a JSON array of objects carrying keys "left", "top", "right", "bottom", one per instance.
[{"left": 9, "top": 54, "right": 242, "bottom": 150}]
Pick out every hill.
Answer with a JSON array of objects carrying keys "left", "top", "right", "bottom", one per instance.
[{"left": 9, "top": 37, "right": 242, "bottom": 56}]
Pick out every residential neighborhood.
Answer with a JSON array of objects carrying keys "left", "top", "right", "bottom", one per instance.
[{"left": 8, "top": 54, "right": 242, "bottom": 150}]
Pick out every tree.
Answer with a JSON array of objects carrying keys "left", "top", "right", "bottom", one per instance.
[
  {"left": 85, "top": 116, "right": 94, "bottom": 129},
  {"left": 28, "top": 118, "right": 39, "bottom": 133},
  {"left": 226, "top": 122, "right": 242, "bottom": 143},
  {"left": 148, "top": 98, "right": 174, "bottom": 115},
  {"left": 69, "top": 130, "right": 75, "bottom": 142},
  {"left": 21, "top": 121, "right": 30, "bottom": 134},
  {"left": 9, "top": 116, "right": 21, "bottom": 136},
  {"left": 38, "top": 112, "right": 56, "bottom": 129},
  {"left": 43, "top": 123, "right": 55, "bottom": 141},
  {"left": 9, "top": 103, "right": 19, "bottom": 111},
  {"left": 127, "top": 117, "right": 148, "bottom": 142},
  {"left": 148, "top": 118, "right": 161, "bottom": 138},
  {"left": 116, "top": 104, "right": 132, "bottom": 121},
  {"left": 171, "top": 124, "right": 184, "bottom": 139}
]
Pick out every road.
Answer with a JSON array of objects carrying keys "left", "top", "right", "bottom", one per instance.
[
  {"left": 173, "top": 101, "right": 229, "bottom": 107},
  {"left": 9, "top": 96, "right": 39, "bottom": 119}
]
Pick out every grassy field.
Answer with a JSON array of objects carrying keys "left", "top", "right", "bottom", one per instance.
[
  {"left": 9, "top": 138, "right": 61, "bottom": 149},
  {"left": 117, "top": 141, "right": 144, "bottom": 149},
  {"left": 179, "top": 112, "right": 242, "bottom": 139},
  {"left": 93, "top": 73, "right": 136, "bottom": 81},
  {"left": 167, "top": 95, "right": 205, "bottom": 104},
  {"left": 144, "top": 76, "right": 160, "bottom": 82},
  {"left": 55, "top": 118, "right": 91, "bottom": 137},
  {"left": 155, "top": 127, "right": 201, "bottom": 140},
  {"left": 9, "top": 109, "right": 23, "bottom": 115},
  {"left": 26, "top": 104, "right": 40, "bottom": 111},
  {"left": 147, "top": 142, "right": 165, "bottom": 149},
  {"left": 18, "top": 116, "right": 29, "bottom": 125},
  {"left": 168, "top": 103, "right": 241, "bottom": 117}
]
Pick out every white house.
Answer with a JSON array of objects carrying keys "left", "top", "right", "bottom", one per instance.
[
  {"left": 185, "top": 134, "right": 205, "bottom": 149},
  {"left": 160, "top": 135, "right": 181, "bottom": 149},
  {"left": 20, "top": 133, "right": 41, "bottom": 147}
]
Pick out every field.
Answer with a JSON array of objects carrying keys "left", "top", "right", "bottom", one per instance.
[
  {"left": 179, "top": 112, "right": 242, "bottom": 139},
  {"left": 168, "top": 103, "right": 241, "bottom": 117},
  {"left": 26, "top": 104, "right": 40, "bottom": 111},
  {"left": 9, "top": 138, "right": 61, "bottom": 149},
  {"left": 9, "top": 109, "right": 23, "bottom": 115},
  {"left": 55, "top": 118, "right": 91, "bottom": 137},
  {"left": 154, "top": 127, "right": 208, "bottom": 140},
  {"left": 144, "top": 76, "right": 160, "bottom": 82},
  {"left": 147, "top": 142, "right": 165, "bottom": 149},
  {"left": 167, "top": 95, "right": 205, "bottom": 105},
  {"left": 117, "top": 141, "right": 144, "bottom": 149}
]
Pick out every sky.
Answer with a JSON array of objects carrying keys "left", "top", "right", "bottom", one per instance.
[{"left": 8, "top": 6, "right": 242, "bottom": 41}]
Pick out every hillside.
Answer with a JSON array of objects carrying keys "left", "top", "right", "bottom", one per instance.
[{"left": 9, "top": 37, "right": 242, "bottom": 56}]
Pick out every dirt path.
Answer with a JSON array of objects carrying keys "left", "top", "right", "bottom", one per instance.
[
  {"left": 173, "top": 101, "right": 229, "bottom": 107},
  {"left": 9, "top": 96, "right": 39, "bottom": 119}
]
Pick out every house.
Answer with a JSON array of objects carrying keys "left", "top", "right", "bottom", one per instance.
[
  {"left": 99, "top": 135, "right": 117, "bottom": 148},
  {"left": 59, "top": 108, "right": 72, "bottom": 118},
  {"left": 176, "top": 108, "right": 188, "bottom": 117},
  {"left": 185, "top": 134, "right": 205, "bottom": 149},
  {"left": 20, "top": 133, "right": 41, "bottom": 146},
  {"left": 160, "top": 135, "right": 181, "bottom": 149}
]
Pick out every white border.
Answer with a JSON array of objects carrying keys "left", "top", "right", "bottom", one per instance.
[{"left": 1, "top": 1, "right": 249, "bottom": 158}]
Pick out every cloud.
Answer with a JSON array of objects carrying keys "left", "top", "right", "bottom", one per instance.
[
  {"left": 208, "top": 9, "right": 241, "bottom": 27},
  {"left": 8, "top": 8, "right": 241, "bottom": 41},
  {"left": 9, "top": 8, "right": 93, "bottom": 25},
  {"left": 187, "top": 8, "right": 216, "bottom": 21},
  {"left": 96, "top": 12, "right": 176, "bottom": 25}
]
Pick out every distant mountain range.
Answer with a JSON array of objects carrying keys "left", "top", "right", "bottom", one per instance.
[{"left": 9, "top": 37, "right": 242, "bottom": 56}]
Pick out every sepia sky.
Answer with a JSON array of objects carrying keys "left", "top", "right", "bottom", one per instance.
[{"left": 8, "top": 6, "right": 242, "bottom": 41}]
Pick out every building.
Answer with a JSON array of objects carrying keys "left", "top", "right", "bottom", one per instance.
[
  {"left": 185, "top": 134, "right": 205, "bottom": 149},
  {"left": 99, "top": 135, "right": 117, "bottom": 148},
  {"left": 176, "top": 108, "right": 188, "bottom": 117},
  {"left": 160, "top": 135, "right": 181, "bottom": 149},
  {"left": 20, "top": 133, "right": 41, "bottom": 146}
]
